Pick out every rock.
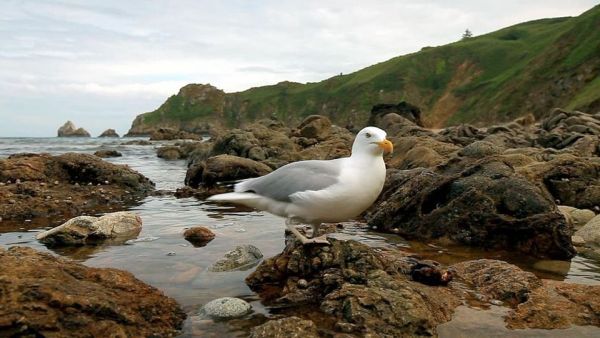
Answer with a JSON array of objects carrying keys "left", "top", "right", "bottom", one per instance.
[
  {"left": 57, "top": 121, "right": 91, "bottom": 137},
  {"left": 506, "top": 280, "right": 600, "bottom": 329},
  {"left": 451, "top": 259, "right": 542, "bottom": 305},
  {"left": 458, "top": 140, "right": 503, "bottom": 158},
  {"left": 36, "top": 211, "right": 142, "bottom": 246},
  {"left": 249, "top": 317, "right": 319, "bottom": 338},
  {"left": 185, "top": 154, "right": 272, "bottom": 188},
  {"left": 157, "top": 145, "right": 184, "bottom": 160},
  {"left": 150, "top": 128, "right": 201, "bottom": 141},
  {"left": 200, "top": 297, "right": 251, "bottom": 319},
  {"left": 98, "top": 128, "right": 119, "bottom": 137},
  {"left": 367, "top": 158, "right": 575, "bottom": 259},
  {"left": 387, "top": 136, "right": 458, "bottom": 169},
  {"left": 183, "top": 226, "right": 215, "bottom": 247},
  {"left": 558, "top": 205, "right": 595, "bottom": 229},
  {"left": 94, "top": 149, "right": 122, "bottom": 158},
  {"left": 575, "top": 214, "right": 600, "bottom": 246},
  {"left": 0, "top": 153, "right": 154, "bottom": 222},
  {"left": 122, "top": 139, "right": 153, "bottom": 145},
  {"left": 369, "top": 101, "right": 423, "bottom": 127},
  {"left": 246, "top": 237, "right": 460, "bottom": 337},
  {"left": 0, "top": 246, "right": 185, "bottom": 337},
  {"left": 296, "top": 115, "right": 332, "bottom": 140},
  {"left": 209, "top": 244, "right": 263, "bottom": 272},
  {"left": 515, "top": 154, "right": 600, "bottom": 209}
]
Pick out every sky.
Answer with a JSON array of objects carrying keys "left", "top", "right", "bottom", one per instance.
[{"left": 0, "top": 0, "right": 597, "bottom": 137}]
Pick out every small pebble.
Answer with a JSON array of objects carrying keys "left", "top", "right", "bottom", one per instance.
[
  {"left": 74, "top": 183, "right": 79, "bottom": 186},
  {"left": 53, "top": 180, "right": 59, "bottom": 185},
  {"left": 166, "top": 252, "right": 176, "bottom": 256},
  {"left": 8, "top": 199, "right": 16, "bottom": 204},
  {"left": 7, "top": 180, "right": 12, "bottom": 184},
  {"left": 297, "top": 279, "right": 308, "bottom": 289},
  {"left": 40, "top": 182, "right": 46, "bottom": 186},
  {"left": 490, "top": 299, "right": 503, "bottom": 306},
  {"left": 88, "top": 182, "right": 92, "bottom": 186},
  {"left": 15, "top": 179, "right": 21, "bottom": 184},
  {"left": 104, "top": 180, "right": 109, "bottom": 185}
]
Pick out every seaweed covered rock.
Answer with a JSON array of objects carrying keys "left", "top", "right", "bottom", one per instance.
[
  {"left": 0, "top": 246, "right": 185, "bottom": 337},
  {"left": 150, "top": 128, "right": 201, "bottom": 141},
  {"left": 367, "top": 157, "right": 575, "bottom": 259},
  {"left": 246, "top": 237, "right": 459, "bottom": 337},
  {"left": 0, "top": 153, "right": 154, "bottom": 222}
]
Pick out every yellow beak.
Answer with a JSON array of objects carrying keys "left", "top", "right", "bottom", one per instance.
[{"left": 377, "top": 139, "right": 393, "bottom": 153}]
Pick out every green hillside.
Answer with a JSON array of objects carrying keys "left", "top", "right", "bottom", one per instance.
[{"left": 128, "top": 5, "right": 600, "bottom": 135}]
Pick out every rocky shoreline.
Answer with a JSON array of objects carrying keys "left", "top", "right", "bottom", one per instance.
[{"left": 1, "top": 106, "right": 599, "bottom": 336}]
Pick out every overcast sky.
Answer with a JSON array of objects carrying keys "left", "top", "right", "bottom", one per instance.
[{"left": 0, "top": 0, "right": 596, "bottom": 137}]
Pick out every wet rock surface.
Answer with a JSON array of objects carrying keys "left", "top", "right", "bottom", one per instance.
[
  {"left": 0, "top": 153, "right": 154, "bottom": 222},
  {"left": 210, "top": 244, "right": 263, "bottom": 272},
  {"left": 249, "top": 316, "right": 319, "bottom": 338},
  {"left": 36, "top": 211, "right": 143, "bottom": 246},
  {"left": 201, "top": 297, "right": 252, "bottom": 319},
  {"left": 183, "top": 226, "right": 215, "bottom": 247},
  {"left": 0, "top": 246, "right": 185, "bottom": 337},
  {"left": 186, "top": 154, "right": 272, "bottom": 188},
  {"left": 246, "top": 236, "right": 460, "bottom": 337}
]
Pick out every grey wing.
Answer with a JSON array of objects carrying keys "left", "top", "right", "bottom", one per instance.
[{"left": 235, "top": 159, "right": 343, "bottom": 202}]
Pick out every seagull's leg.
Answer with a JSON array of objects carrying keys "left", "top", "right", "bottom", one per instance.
[
  {"left": 285, "top": 219, "right": 330, "bottom": 245},
  {"left": 308, "top": 222, "right": 330, "bottom": 244}
]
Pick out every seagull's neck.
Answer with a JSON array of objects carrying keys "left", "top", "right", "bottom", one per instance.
[{"left": 349, "top": 151, "right": 384, "bottom": 165}]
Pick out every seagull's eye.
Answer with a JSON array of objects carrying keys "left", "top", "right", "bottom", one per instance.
[{"left": 365, "top": 133, "right": 372, "bottom": 138}]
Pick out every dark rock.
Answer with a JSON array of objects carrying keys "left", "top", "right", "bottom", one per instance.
[
  {"left": 94, "top": 149, "right": 122, "bottom": 158},
  {"left": 0, "top": 246, "right": 185, "bottom": 337},
  {"left": 183, "top": 226, "right": 215, "bottom": 247},
  {"left": 57, "top": 121, "right": 91, "bottom": 137},
  {"left": 150, "top": 128, "right": 201, "bottom": 141},
  {"left": 98, "top": 128, "right": 119, "bottom": 137},
  {"left": 121, "top": 139, "right": 153, "bottom": 145},
  {"left": 249, "top": 317, "right": 319, "bottom": 338},
  {"left": 369, "top": 101, "right": 423, "bottom": 127},
  {"left": 367, "top": 157, "right": 576, "bottom": 259},
  {"left": 184, "top": 154, "right": 272, "bottom": 188}
]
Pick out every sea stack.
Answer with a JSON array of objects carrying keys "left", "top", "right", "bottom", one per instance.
[
  {"left": 57, "top": 121, "right": 91, "bottom": 137},
  {"left": 99, "top": 129, "right": 120, "bottom": 138}
]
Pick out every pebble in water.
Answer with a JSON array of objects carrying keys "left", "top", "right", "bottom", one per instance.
[{"left": 200, "top": 297, "right": 252, "bottom": 319}]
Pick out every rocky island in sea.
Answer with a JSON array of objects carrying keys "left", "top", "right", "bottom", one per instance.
[{"left": 1, "top": 4, "right": 600, "bottom": 337}]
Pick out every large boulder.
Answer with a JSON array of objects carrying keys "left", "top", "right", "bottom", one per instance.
[
  {"left": 98, "top": 128, "right": 119, "bottom": 137},
  {"left": 185, "top": 154, "right": 272, "bottom": 188},
  {"left": 295, "top": 115, "right": 332, "bottom": 140},
  {"left": 575, "top": 214, "right": 600, "bottom": 247},
  {"left": 369, "top": 101, "right": 423, "bottom": 127},
  {"left": 0, "top": 153, "right": 154, "bottom": 222},
  {"left": 36, "top": 212, "right": 143, "bottom": 246},
  {"left": 57, "top": 121, "right": 90, "bottom": 137},
  {"left": 246, "top": 237, "right": 460, "bottom": 337},
  {"left": 0, "top": 246, "right": 185, "bottom": 337},
  {"left": 367, "top": 157, "right": 575, "bottom": 259}
]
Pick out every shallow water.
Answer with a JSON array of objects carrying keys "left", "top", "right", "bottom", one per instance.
[{"left": 1, "top": 137, "right": 599, "bottom": 337}]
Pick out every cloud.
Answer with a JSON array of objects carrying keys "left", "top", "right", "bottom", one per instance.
[{"left": 0, "top": 0, "right": 597, "bottom": 136}]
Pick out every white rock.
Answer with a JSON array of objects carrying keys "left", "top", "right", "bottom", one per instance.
[
  {"left": 201, "top": 297, "right": 251, "bottom": 319},
  {"left": 36, "top": 211, "right": 142, "bottom": 246}
]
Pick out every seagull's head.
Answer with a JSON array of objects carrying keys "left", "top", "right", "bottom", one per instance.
[{"left": 352, "top": 126, "right": 393, "bottom": 157}]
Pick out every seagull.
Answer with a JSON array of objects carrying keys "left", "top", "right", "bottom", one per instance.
[{"left": 208, "top": 126, "right": 393, "bottom": 244}]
